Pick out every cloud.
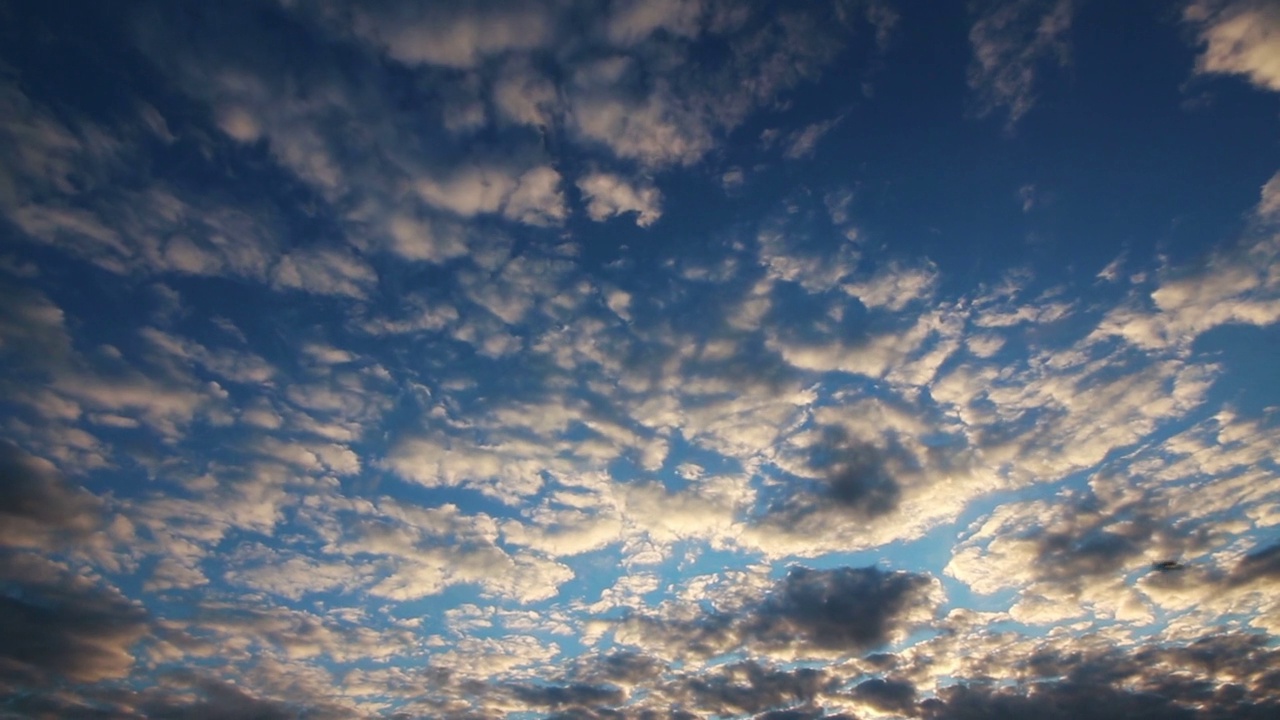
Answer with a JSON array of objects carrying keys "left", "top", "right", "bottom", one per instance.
[
  {"left": 683, "top": 662, "right": 834, "bottom": 716},
  {"left": 923, "top": 680, "right": 1198, "bottom": 720},
  {"left": 0, "top": 442, "right": 102, "bottom": 551},
  {"left": 567, "top": 2, "right": 872, "bottom": 167},
  {"left": 568, "top": 74, "right": 717, "bottom": 168},
  {"left": 493, "top": 57, "right": 561, "bottom": 128},
  {"left": 1258, "top": 169, "right": 1280, "bottom": 219},
  {"left": 577, "top": 172, "right": 664, "bottom": 227},
  {"left": 782, "top": 116, "right": 844, "bottom": 159},
  {"left": 386, "top": 213, "right": 470, "bottom": 264},
  {"left": 0, "top": 283, "right": 73, "bottom": 370},
  {"left": 141, "top": 328, "right": 275, "bottom": 385},
  {"left": 615, "top": 565, "right": 941, "bottom": 663},
  {"left": 347, "top": 0, "right": 557, "bottom": 68},
  {"left": 843, "top": 261, "right": 939, "bottom": 311},
  {"left": 0, "top": 553, "right": 148, "bottom": 684},
  {"left": 509, "top": 682, "right": 626, "bottom": 710},
  {"left": 417, "top": 165, "right": 568, "bottom": 227},
  {"left": 743, "top": 566, "right": 940, "bottom": 654},
  {"left": 137, "top": 675, "right": 355, "bottom": 720},
  {"left": 1185, "top": 0, "right": 1280, "bottom": 92},
  {"left": 506, "top": 166, "right": 571, "bottom": 226},
  {"left": 766, "top": 426, "right": 905, "bottom": 522},
  {"left": 1090, "top": 215, "right": 1280, "bottom": 349},
  {"left": 968, "top": 0, "right": 1074, "bottom": 126},
  {"left": 852, "top": 677, "right": 918, "bottom": 715},
  {"left": 607, "top": 0, "right": 705, "bottom": 46}
]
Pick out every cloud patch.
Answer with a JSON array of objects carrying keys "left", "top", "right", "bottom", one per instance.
[
  {"left": 577, "top": 172, "right": 664, "bottom": 227},
  {"left": 968, "top": 0, "right": 1074, "bottom": 125},
  {"left": 1186, "top": 0, "right": 1280, "bottom": 92}
]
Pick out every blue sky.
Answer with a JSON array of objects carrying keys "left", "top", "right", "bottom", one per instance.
[{"left": 2, "top": 0, "right": 1280, "bottom": 717}]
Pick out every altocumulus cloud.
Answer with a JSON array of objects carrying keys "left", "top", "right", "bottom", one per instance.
[{"left": 1, "top": 0, "right": 1280, "bottom": 718}]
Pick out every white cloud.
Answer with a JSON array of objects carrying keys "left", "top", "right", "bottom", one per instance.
[
  {"left": 417, "top": 165, "right": 567, "bottom": 227},
  {"left": 769, "top": 311, "right": 942, "bottom": 380},
  {"left": 606, "top": 288, "right": 634, "bottom": 320},
  {"left": 505, "top": 166, "right": 569, "bottom": 226},
  {"left": 607, "top": 0, "right": 704, "bottom": 46},
  {"left": 758, "top": 226, "right": 860, "bottom": 293},
  {"left": 1186, "top": 0, "right": 1280, "bottom": 92},
  {"left": 386, "top": 213, "right": 469, "bottom": 264},
  {"left": 568, "top": 81, "right": 716, "bottom": 168},
  {"left": 1091, "top": 226, "right": 1280, "bottom": 349},
  {"left": 493, "top": 58, "right": 560, "bottom": 127},
  {"left": 349, "top": 1, "right": 556, "bottom": 69},
  {"left": 416, "top": 167, "right": 519, "bottom": 217},
  {"left": 141, "top": 327, "right": 275, "bottom": 384},
  {"left": 577, "top": 172, "right": 663, "bottom": 227},
  {"left": 843, "top": 262, "right": 939, "bottom": 311},
  {"left": 272, "top": 247, "right": 376, "bottom": 298}
]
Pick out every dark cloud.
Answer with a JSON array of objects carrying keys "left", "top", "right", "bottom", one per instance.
[
  {"left": 1035, "top": 525, "right": 1143, "bottom": 580},
  {"left": 139, "top": 674, "right": 355, "bottom": 720},
  {"left": 744, "top": 566, "right": 938, "bottom": 653},
  {"left": 750, "top": 708, "right": 828, "bottom": 720},
  {"left": 543, "top": 710, "right": 627, "bottom": 720},
  {"left": 0, "top": 442, "right": 102, "bottom": 550},
  {"left": 760, "top": 426, "right": 908, "bottom": 526},
  {"left": 922, "top": 632, "right": 1280, "bottom": 720},
  {"left": 0, "top": 553, "right": 147, "bottom": 684},
  {"left": 571, "top": 651, "right": 666, "bottom": 686},
  {"left": 615, "top": 565, "right": 938, "bottom": 664},
  {"left": 853, "top": 677, "right": 917, "bottom": 715},
  {"left": 0, "top": 284, "right": 74, "bottom": 372},
  {"left": 1229, "top": 542, "right": 1280, "bottom": 586},
  {"left": 808, "top": 428, "right": 902, "bottom": 517},
  {"left": 921, "top": 681, "right": 1197, "bottom": 720},
  {"left": 510, "top": 682, "right": 626, "bottom": 709},
  {"left": 1003, "top": 485, "right": 1210, "bottom": 591},
  {"left": 633, "top": 712, "right": 699, "bottom": 720},
  {"left": 684, "top": 662, "right": 834, "bottom": 716}
]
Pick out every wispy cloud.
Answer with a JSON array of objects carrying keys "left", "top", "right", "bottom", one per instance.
[{"left": 968, "top": 0, "right": 1075, "bottom": 126}]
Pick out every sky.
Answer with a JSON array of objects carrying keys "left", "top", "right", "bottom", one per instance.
[{"left": 2, "top": 0, "right": 1280, "bottom": 717}]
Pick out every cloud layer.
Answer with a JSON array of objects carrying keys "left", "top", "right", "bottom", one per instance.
[{"left": 1, "top": 0, "right": 1279, "bottom": 717}]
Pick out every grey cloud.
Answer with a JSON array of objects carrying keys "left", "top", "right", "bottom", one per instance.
[
  {"left": 922, "top": 681, "right": 1198, "bottom": 720},
  {"left": 684, "top": 662, "right": 834, "bottom": 716},
  {"left": 0, "top": 553, "right": 148, "bottom": 685},
  {"left": 751, "top": 709, "right": 827, "bottom": 720},
  {"left": 0, "top": 283, "right": 74, "bottom": 371},
  {"left": 782, "top": 116, "right": 844, "bottom": 159},
  {"left": 917, "top": 632, "right": 1280, "bottom": 720},
  {"left": 805, "top": 427, "right": 903, "bottom": 519},
  {"left": 510, "top": 682, "right": 627, "bottom": 709},
  {"left": 852, "top": 677, "right": 917, "bottom": 715},
  {"left": 543, "top": 710, "right": 628, "bottom": 720},
  {"left": 139, "top": 674, "right": 356, "bottom": 720},
  {"left": 617, "top": 565, "right": 939, "bottom": 663},
  {"left": 1229, "top": 542, "right": 1280, "bottom": 586},
  {"left": 0, "top": 442, "right": 102, "bottom": 550},
  {"left": 744, "top": 566, "right": 937, "bottom": 653},
  {"left": 571, "top": 651, "right": 667, "bottom": 686}
]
